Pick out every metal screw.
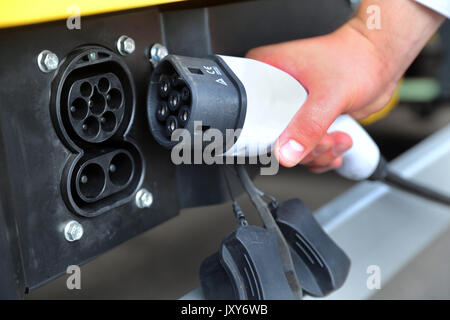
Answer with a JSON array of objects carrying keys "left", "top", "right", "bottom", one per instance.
[
  {"left": 135, "top": 188, "right": 153, "bottom": 208},
  {"left": 149, "top": 43, "right": 168, "bottom": 67},
  {"left": 117, "top": 35, "right": 136, "bottom": 56},
  {"left": 64, "top": 220, "right": 84, "bottom": 242},
  {"left": 37, "top": 50, "right": 59, "bottom": 73}
]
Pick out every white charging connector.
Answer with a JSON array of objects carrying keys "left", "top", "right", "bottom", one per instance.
[{"left": 220, "top": 55, "right": 380, "bottom": 180}]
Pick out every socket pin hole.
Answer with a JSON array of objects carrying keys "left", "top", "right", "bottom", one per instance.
[
  {"left": 100, "top": 111, "right": 116, "bottom": 132},
  {"left": 181, "top": 86, "right": 190, "bottom": 101},
  {"left": 90, "top": 88, "right": 106, "bottom": 114},
  {"left": 178, "top": 106, "right": 190, "bottom": 126},
  {"left": 156, "top": 102, "right": 169, "bottom": 122},
  {"left": 159, "top": 75, "right": 171, "bottom": 98},
  {"left": 71, "top": 98, "right": 88, "bottom": 120},
  {"left": 109, "top": 153, "right": 133, "bottom": 186},
  {"left": 107, "top": 88, "right": 122, "bottom": 110},
  {"left": 79, "top": 163, "right": 105, "bottom": 199},
  {"left": 165, "top": 115, "right": 178, "bottom": 136},
  {"left": 80, "top": 82, "right": 93, "bottom": 97},
  {"left": 82, "top": 116, "right": 100, "bottom": 138},
  {"left": 168, "top": 90, "right": 181, "bottom": 111},
  {"left": 98, "top": 77, "right": 110, "bottom": 92}
]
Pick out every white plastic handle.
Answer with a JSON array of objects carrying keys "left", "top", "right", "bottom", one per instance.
[
  {"left": 220, "top": 55, "right": 381, "bottom": 180},
  {"left": 328, "top": 115, "right": 380, "bottom": 180}
]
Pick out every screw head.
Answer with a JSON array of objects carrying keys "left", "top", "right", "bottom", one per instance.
[
  {"left": 117, "top": 35, "right": 135, "bottom": 55},
  {"left": 135, "top": 188, "right": 153, "bottom": 208},
  {"left": 37, "top": 50, "right": 59, "bottom": 73},
  {"left": 149, "top": 43, "right": 168, "bottom": 67},
  {"left": 64, "top": 220, "right": 84, "bottom": 242}
]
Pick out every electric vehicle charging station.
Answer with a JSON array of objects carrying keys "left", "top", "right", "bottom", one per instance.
[{"left": 0, "top": 0, "right": 449, "bottom": 303}]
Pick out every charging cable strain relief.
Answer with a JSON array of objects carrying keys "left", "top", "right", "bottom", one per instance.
[{"left": 369, "top": 155, "right": 388, "bottom": 181}]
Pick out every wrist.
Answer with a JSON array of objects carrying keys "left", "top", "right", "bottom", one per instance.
[
  {"left": 345, "top": 0, "right": 444, "bottom": 82},
  {"left": 344, "top": 16, "right": 397, "bottom": 82}
]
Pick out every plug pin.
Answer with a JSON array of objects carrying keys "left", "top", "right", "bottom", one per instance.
[
  {"left": 178, "top": 105, "right": 190, "bottom": 126},
  {"left": 159, "top": 75, "right": 171, "bottom": 98},
  {"left": 168, "top": 90, "right": 181, "bottom": 111},
  {"left": 156, "top": 102, "right": 169, "bottom": 122},
  {"left": 165, "top": 115, "right": 178, "bottom": 136}
]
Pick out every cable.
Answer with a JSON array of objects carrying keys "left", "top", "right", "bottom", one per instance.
[
  {"left": 254, "top": 187, "right": 279, "bottom": 210},
  {"left": 221, "top": 166, "right": 248, "bottom": 227},
  {"left": 235, "top": 165, "right": 302, "bottom": 300},
  {"left": 370, "top": 156, "right": 450, "bottom": 206},
  {"left": 384, "top": 170, "right": 450, "bottom": 206}
]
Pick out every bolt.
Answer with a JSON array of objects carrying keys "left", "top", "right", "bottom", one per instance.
[
  {"left": 64, "top": 220, "right": 84, "bottom": 242},
  {"left": 117, "top": 35, "right": 136, "bottom": 56},
  {"left": 37, "top": 50, "right": 59, "bottom": 73},
  {"left": 149, "top": 43, "right": 168, "bottom": 67},
  {"left": 135, "top": 188, "right": 153, "bottom": 208}
]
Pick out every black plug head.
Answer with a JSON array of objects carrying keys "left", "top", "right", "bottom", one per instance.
[{"left": 147, "top": 55, "right": 246, "bottom": 150}]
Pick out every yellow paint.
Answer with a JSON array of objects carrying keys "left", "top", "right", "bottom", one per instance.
[
  {"left": 0, "top": 0, "right": 184, "bottom": 29},
  {"left": 359, "top": 79, "right": 402, "bottom": 126}
]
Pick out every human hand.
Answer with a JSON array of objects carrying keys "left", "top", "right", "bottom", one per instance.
[{"left": 246, "top": 0, "right": 444, "bottom": 172}]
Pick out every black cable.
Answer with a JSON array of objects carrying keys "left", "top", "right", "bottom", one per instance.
[
  {"left": 254, "top": 187, "right": 279, "bottom": 210},
  {"left": 384, "top": 170, "right": 450, "bottom": 206},
  {"left": 221, "top": 166, "right": 248, "bottom": 227},
  {"left": 370, "top": 156, "right": 450, "bottom": 206},
  {"left": 235, "top": 165, "right": 302, "bottom": 300}
]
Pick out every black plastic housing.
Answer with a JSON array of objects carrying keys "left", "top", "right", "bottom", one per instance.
[
  {"left": 200, "top": 225, "right": 296, "bottom": 300},
  {"left": 273, "top": 199, "right": 351, "bottom": 297},
  {"left": 51, "top": 46, "right": 144, "bottom": 217},
  {"left": 67, "top": 73, "right": 125, "bottom": 143},
  {"left": 147, "top": 55, "right": 247, "bottom": 149}
]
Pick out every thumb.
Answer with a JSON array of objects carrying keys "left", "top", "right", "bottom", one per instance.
[{"left": 275, "top": 92, "right": 344, "bottom": 167}]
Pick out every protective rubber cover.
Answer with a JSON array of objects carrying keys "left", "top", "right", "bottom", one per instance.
[
  {"left": 274, "top": 198, "right": 351, "bottom": 297},
  {"left": 200, "top": 225, "right": 296, "bottom": 300}
]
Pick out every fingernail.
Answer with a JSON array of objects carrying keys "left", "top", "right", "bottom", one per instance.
[
  {"left": 279, "top": 140, "right": 305, "bottom": 166},
  {"left": 332, "top": 144, "right": 350, "bottom": 156}
]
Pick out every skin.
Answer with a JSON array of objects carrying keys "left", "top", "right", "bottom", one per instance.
[{"left": 246, "top": 0, "right": 445, "bottom": 172}]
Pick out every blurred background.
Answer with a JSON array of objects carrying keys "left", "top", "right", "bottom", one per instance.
[{"left": 21, "top": 0, "right": 450, "bottom": 299}]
